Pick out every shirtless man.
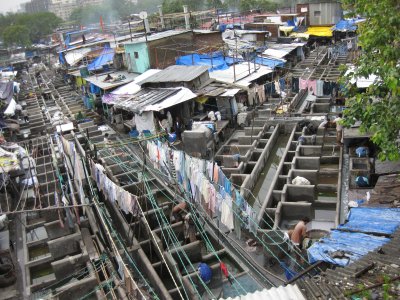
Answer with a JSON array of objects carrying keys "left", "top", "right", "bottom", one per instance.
[{"left": 291, "top": 217, "right": 310, "bottom": 248}]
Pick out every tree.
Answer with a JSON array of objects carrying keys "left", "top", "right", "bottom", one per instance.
[
  {"left": 16, "top": 12, "right": 63, "bottom": 42},
  {"left": 0, "top": 12, "right": 62, "bottom": 46},
  {"left": 223, "top": 0, "right": 277, "bottom": 12},
  {"left": 70, "top": 0, "right": 140, "bottom": 25},
  {"left": 340, "top": 0, "right": 400, "bottom": 160},
  {"left": 2, "top": 25, "right": 31, "bottom": 47}
]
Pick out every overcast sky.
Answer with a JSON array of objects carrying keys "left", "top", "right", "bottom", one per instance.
[{"left": 0, "top": 0, "right": 29, "bottom": 13}]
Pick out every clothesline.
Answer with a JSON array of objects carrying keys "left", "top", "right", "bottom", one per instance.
[
  {"left": 147, "top": 140, "right": 257, "bottom": 234},
  {"left": 91, "top": 160, "right": 139, "bottom": 216}
]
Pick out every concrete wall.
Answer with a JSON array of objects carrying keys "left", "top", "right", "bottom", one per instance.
[
  {"left": 149, "top": 32, "right": 194, "bottom": 69},
  {"left": 193, "top": 31, "right": 223, "bottom": 48},
  {"left": 55, "top": 276, "right": 98, "bottom": 300},
  {"left": 47, "top": 232, "right": 82, "bottom": 260},
  {"left": 257, "top": 125, "right": 296, "bottom": 223},
  {"left": 44, "top": 220, "right": 74, "bottom": 240},
  {"left": 51, "top": 250, "right": 89, "bottom": 280},
  {"left": 282, "top": 184, "right": 316, "bottom": 203},
  {"left": 124, "top": 42, "right": 150, "bottom": 74},
  {"left": 308, "top": 2, "right": 342, "bottom": 26}
]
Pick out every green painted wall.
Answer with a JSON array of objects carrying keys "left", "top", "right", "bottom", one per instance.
[{"left": 124, "top": 42, "right": 150, "bottom": 74}]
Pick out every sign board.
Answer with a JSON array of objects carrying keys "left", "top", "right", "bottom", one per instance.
[{"left": 301, "top": 7, "right": 308, "bottom": 12}]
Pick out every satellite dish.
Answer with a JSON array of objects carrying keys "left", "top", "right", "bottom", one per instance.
[{"left": 139, "top": 11, "right": 148, "bottom": 20}]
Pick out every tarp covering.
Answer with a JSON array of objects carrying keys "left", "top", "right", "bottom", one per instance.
[
  {"left": 88, "top": 46, "right": 115, "bottom": 71},
  {"left": 65, "top": 48, "right": 92, "bottom": 66},
  {"left": 306, "top": 27, "right": 333, "bottom": 37},
  {"left": 337, "top": 208, "right": 400, "bottom": 235},
  {"left": 4, "top": 99, "right": 16, "bottom": 116},
  {"left": 308, "top": 207, "right": 400, "bottom": 266},
  {"left": 255, "top": 56, "right": 286, "bottom": 68},
  {"left": 262, "top": 48, "right": 289, "bottom": 59},
  {"left": 307, "top": 230, "right": 390, "bottom": 266},
  {"left": 0, "top": 82, "right": 14, "bottom": 104},
  {"left": 176, "top": 52, "right": 229, "bottom": 72},
  {"left": 332, "top": 19, "right": 357, "bottom": 32}
]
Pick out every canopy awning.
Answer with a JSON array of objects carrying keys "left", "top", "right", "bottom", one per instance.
[{"left": 305, "top": 27, "right": 333, "bottom": 37}]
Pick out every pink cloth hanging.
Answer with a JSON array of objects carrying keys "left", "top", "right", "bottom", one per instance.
[
  {"left": 299, "top": 78, "right": 308, "bottom": 90},
  {"left": 308, "top": 80, "right": 317, "bottom": 95}
]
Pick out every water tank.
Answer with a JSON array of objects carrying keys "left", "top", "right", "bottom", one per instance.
[{"left": 263, "top": 230, "right": 288, "bottom": 267}]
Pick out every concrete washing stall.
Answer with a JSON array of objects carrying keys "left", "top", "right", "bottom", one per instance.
[
  {"left": 97, "top": 145, "right": 254, "bottom": 300},
  {"left": 215, "top": 123, "right": 282, "bottom": 204},
  {"left": 23, "top": 210, "right": 98, "bottom": 299},
  {"left": 253, "top": 119, "right": 342, "bottom": 234}
]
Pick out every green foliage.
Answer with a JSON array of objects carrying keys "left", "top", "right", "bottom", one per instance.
[
  {"left": 2, "top": 25, "right": 30, "bottom": 47},
  {"left": 341, "top": 0, "right": 400, "bottom": 161},
  {"left": 223, "top": 0, "right": 277, "bottom": 12},
  {"left": 0, "top": 12, "right": 62, "bottom": 47}
]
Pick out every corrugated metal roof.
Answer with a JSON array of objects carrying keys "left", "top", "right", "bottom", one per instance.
[
  {"left": 138, "top": 65, "right": 209, "bottom": 84},
  {"left": 221, "top": 284, "right": 306, "bottom": 300},
  {"left": 210, "top": 63, "right": 273, "bottom": 87},
  {"left": 113, "top": 87, "right": 196, "bottom": 113},
  {"left": 85, "top": 71, "right": 138, "bottom": 90},
  {"left": 123, "top": 30, "right": 191, "bottom": 45}
]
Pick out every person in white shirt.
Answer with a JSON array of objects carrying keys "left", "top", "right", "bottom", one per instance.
[{"left": 333, "top": 113, "right": 343, "bottom": 145}]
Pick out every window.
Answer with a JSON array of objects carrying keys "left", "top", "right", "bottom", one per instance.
[
  {"left": 134, "top": 52, "right": 139, "bottom": 59},
  {"left": 314, "top": 11, "right": 321, "bottom": 17}
]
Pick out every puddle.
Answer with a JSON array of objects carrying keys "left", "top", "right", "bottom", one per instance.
[{"left": 318, "top": 175, "right": 338, "bottom": 185}]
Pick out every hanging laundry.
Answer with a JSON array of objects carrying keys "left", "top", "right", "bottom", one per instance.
[
  {"left": 257, "top": 84, "right": 266, "bottom": 103},
  {"left": 292, "top": 77, "right": 299, "bottom": 93},
  {"left": 213, "top": 164, "right": 219, "bottom": 183},
  {"left": 247, "top": 88, "right": 255, "bottom": 105},
  {"left": 224, "top": 177, "right": 232, "bottom": 196},
  {"left": 264, "top": 82, "right": 275, "bottom": 96},
  {"left": 221, "top": 197, "right": 234, "bottom": 230},
  {"left": 279, "top": 78, "right": 286, "bottom": 91},
  {"left": 274, "top": 80, "right": 281, "bottom": 94},
  {"left": 299, "top": 78, "right": 308, "bottom": 90},
  {"left": 316, "top": 80, "right": 324, "bottom": 97},
  {"left": 308, "top": 80, "right": 317, "bottom": 95}
]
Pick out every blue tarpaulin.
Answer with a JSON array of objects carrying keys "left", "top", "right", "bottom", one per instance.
[
  {"left": 225, "top": 56, "right": 284, "bottom": 69},
  {"left": 88, "top": 46, "right": 115, "bottom": 71},
  {"left": 308, "top": 208, "right": 400, "bottom": 266},
  {"left": 338, "top": 207, "right": 400, "bottom": 235},
  {"left": 255, "top": 57, "right": 285, "bottom": 68},
  {"left": 177, "top": 52, "right": 285, "bottom": 71},
  {"left": 332, "top": 19, "right": 357, "bottom": 32},
  {"left": 308, "top": 230, "right": 389, "bottom": 266},
  {"left": 176, "top": 52, "right": 229, "bottom": 72},
  {"left": 59, "top": 53, "right": 66, "bottom": 65}
]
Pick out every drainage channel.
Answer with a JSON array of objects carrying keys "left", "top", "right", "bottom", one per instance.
[{"left": 251, "top": 134, "right": 291, "bottom": 211}]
